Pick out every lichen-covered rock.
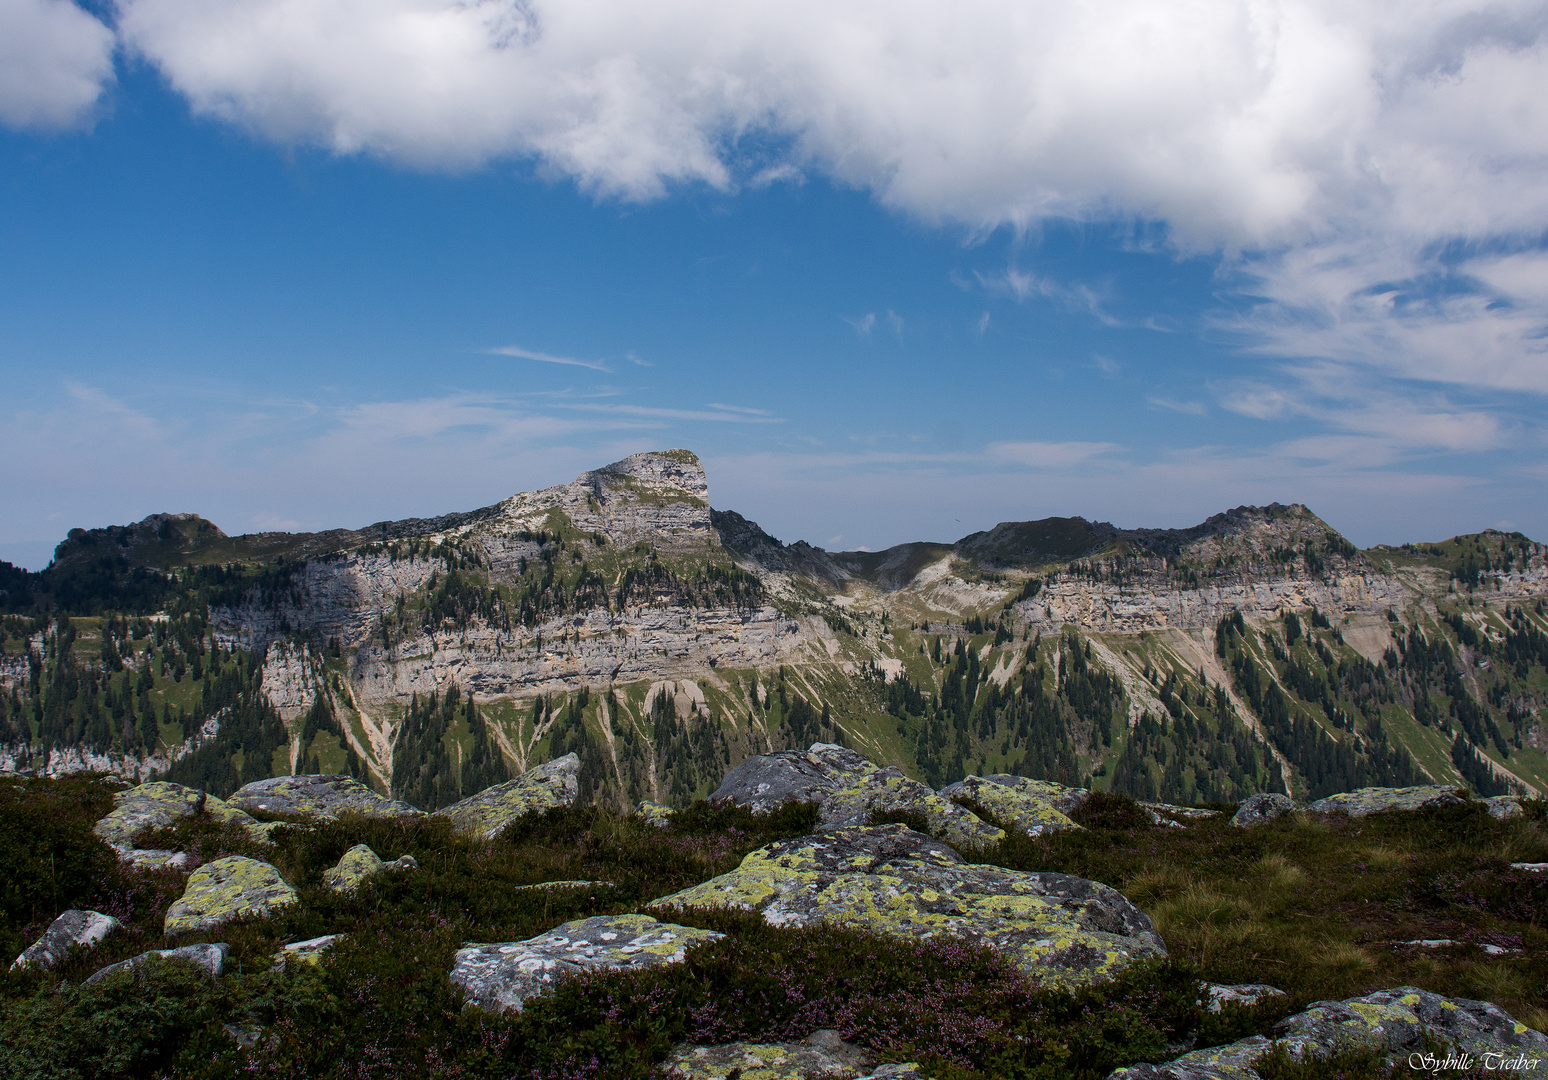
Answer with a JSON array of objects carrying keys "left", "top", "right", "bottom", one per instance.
[
  {"left": 666, "top": 1029, "right": 923, "bottom": 1079},
  {"left": 452, "top": 913, "right": 723, "bottom": 1013},
  {"left": 86, "top": 942, "right": 230, "bottom": 984},
  {"left": 164, "top": 855, "right": 299, "bottom": 935},
  {"left": 433, "top": 754, "right": 579, "bottom": 839},
  {"left": 1203, "top": 983, "right": 1287, "bottom": 1013},
  {"left": 92, "top": 780, "right": 275, "bottom": 851},
  {"left": 274, "top": 934, "right": 341, "bottom": 967},
  {"left": 11, "top": 909, "right": 121, "bottom": 971},
  {"left": 1485, "top": 795, "right": 1525, "bottom": 821},
  {"left": 512, "top": 879, "right": 615, "bottom": 892},
  {"left": 637, "top": 800, "right": 675, "bottom": 827},
  {"left": 119, "top": 848, "right": 197, "bottom": 871},
  {"left": 651, "top": 823, "right": 1164, "bottom": 990},
  {"left": 1230, "top": 794, "right": 1295, "bottom": 828},
  {"left": 227, "top": 774, "right": 422, "bottom": 821},
  {"left": 1304, "top": 785, "right": 1465, "bottom": 819},
  {"left": 712, "top": 743, "right": 1003, "bottom": 848},
  {"left": 939, "top": 774, "right": 1085, "bottom": 837},
  {"left": 323, "top": 844, "right": 382, "bottom": 891},
  {"left": 1110, "top": 986, "right": 1548, "bottom": 1079}
]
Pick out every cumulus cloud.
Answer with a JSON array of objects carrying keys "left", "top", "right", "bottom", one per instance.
[
  {"left": 0, "top": 0, "right": 115, "bottom": 129},
  {"left": 90, "top": 0, "right": 1548, "bottom": 399}
]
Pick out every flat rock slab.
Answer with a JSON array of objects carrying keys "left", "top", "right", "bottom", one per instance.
[
  {"left": 12, "top": 909, "right": 121, "bottom": 971},
  {"left": 92, "top": 780, "right": 275, "bottom": 851},
  {"left": 667, "top": 1030, "right": 922, "bottom": 1080},
  {"left": 228, "top": 774, "right": 422, "bottom": 821},
  {"left": 1229, "top": 793, "right": 1295, "bottom": 827},
  {"left": 651, "top": 823, "right": 1164, "bottom": 991},
  {"left": 1203, "top": 983, "right": 1287, "bottom": 1013},
  {"left": 1304, "top": 785, "right": 1465, "bottom": 818},
  {"left": 712, "top": 743, "right": 1003, "bottom": 848},
  {"left": 274, "top": 934, "right": 341, "bottom": 968},
  {"left": 434, "top": 754, "right": 579, "bottom": 839},
  {"left": 164, "top": 855, "right": 299, "bottom": 935},
  {"left": 452, "top": 913, "right": 724, "bottom": 1013},
  {"left": 86, "top": 942, "right": 230, "bottom": 984},
  {"left": 1111, "top": 986, "right": 1548, "bottom": 1080},
  {"left": 938, "top": 774, "right": 1085, "bottom": 837}
]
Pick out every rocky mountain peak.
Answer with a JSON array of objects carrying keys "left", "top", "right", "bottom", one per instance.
[
  {"left": 488, "top": 449, "right": 713, "bottom": 550},
  {"left": 53, "top": 513, "right": 227, "bottom": 570}
]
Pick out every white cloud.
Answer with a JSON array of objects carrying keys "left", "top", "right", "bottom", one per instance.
[
  {"left": 488, "top": 344, "right": 610, "bottom": 371},
  {"left": 33, "top": 0, "right": 1547, "bottom": 400},
  {"left": 0, "top": 0, "right": 115, "bottom": 129},
  {"left": 985, "top": 440, "right": 1123, "bottom": 468},
  {"left": 844, "top": 312, "right": 876, "bottom": 336}
]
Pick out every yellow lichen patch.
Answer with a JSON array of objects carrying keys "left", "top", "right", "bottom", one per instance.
[
  {"left": 651, "top": 825, "right": 1164, "bottom": 991},
  {"left": 435, "top": 754, "right": 579, "bottom": 839},
  {"left": 164, "top": 855, "right": 298, "bottom": 936},
  {"left": 323, "top": 844, "right": 384, "bottom": 892},
  {"left": 92, "top": 781, "right": 273, "bottom": 849},
  {"left": 941, "top": 775, "right": 1084, "bottom": 838}
]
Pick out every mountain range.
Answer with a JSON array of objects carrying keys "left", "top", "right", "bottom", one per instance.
[{"left": 2, "top": 448, "right": 1545, "bottom": 810}]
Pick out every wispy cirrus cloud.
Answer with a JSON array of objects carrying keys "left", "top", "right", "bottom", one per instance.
[{"left": 487, "top": 345, "right": 611, "bottom": 372}]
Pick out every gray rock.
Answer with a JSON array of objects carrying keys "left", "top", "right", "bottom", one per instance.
[
  {"left": 92, "top": 780, "right": 277, "bottom": 852},
  {"left": 86, "top": 942, "right": 230, "bottom": 984},
  {"left": 1485, "top": 795, "right": 1525, "bottom": 821},
  {"left": 11, "top": 909, "right": 122, "bottom": 971},
  {"left": 1304, "top": 785, "right": 1465, "bottom": 819},
  {"left": 164, "top": 855, "right": 299, "bottom": 935},
  {"left": 452, "top": 913, "right": 723, "bottom": 1013},
  {"left": 118, "top": 848, "right": 197, "bottom": 871},
  {"left": 1511, "top": 862, "right": 1548, "bottom": 872},
  {"left": 938, "top": 774, "right": 1085, "bottom": 837},
  {"left": 1230, "top": 793, "right": 1295, "bottom": 827},
  {"left": 1203, "top": 983, "right": 1287, "bottom": 1013},
  {"left": 227, "top": 774, "right": 423, "bottom": 821},
  {"left": 1110, "top": 986, "right": 1548, "bottom": 1079},
  {"left": 273, "top": 934, "right": 341, "bottom": 968},
  {"left": 433, "top": 754, "right": 579, "bottom": 839},
  {"left": 666, "top": 1028, "right": 923, "bottom": 1079},
  {"left": 637, "top": 800, "right": 675, "bottom": 827},
  {"left": 712, "top": 743, "right": 1003, "bottom": 848},
  {"left": 322, "top": 843, "right": 415, "bottom": 892},
  {"left": 651, "top": 823, "right": 1164, "bottom": 990},
  {"left": 512, "top": 879, "right": 615, "bottom": 891}
]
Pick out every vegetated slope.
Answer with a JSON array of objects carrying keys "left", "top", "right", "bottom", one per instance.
[{"left": 3, "top": 451, "right": 1548, "bottom": 809}]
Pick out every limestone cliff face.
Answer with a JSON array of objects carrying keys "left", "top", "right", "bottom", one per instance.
[
  {"left": 260, "top": 641, "right": 321, "bottom": 721},
  {"left": 345, "top": 606, "right": 809, "bottom": 708},
  {"left": 206, "top": 451, "right": 819, "bottom": 710}
]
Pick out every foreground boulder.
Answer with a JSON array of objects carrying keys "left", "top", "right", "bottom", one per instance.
[
  {"left": 452, "top": 913, "right": 723, "bottom": 1013},
  {"left": 11, "top": 909, "right": 121, "bottom": 971},
  {"left": 1485, "top": 795, "right": 1525, "bottom": 821},
  {"left": 1229, "top": 793, "right": 1295, "bottom": 828},
  {"left": 1304, "top": 785, "right": 1465, "bottom": 819},
  {"left": 92, "top": 780, "right": 278, "bottom": 854},
  {"left": 1111, "top": 986, "right": 1548, "bottom": 1079},
  {"left": 164, "top": 855, "right": 299, "bottom": 935},
  {"left": 433, "top": 754, "right": 580, "bottom": 839},
  {"left": 322, "top": 844, "right": 417, "bottom": 892},
  {"left": 86, "top": 942, "right": 229, "bottom": 984},
  {"left": 1202, "top": 983, "right": 1287, "bottom": 1013},
  {"left": 227, "top": 774, "right": 422, "bottom": 821},
  {"left": 711, "top": 744, "right": 1003, "bottom": 848},
  {"left": 651, "top": 823, "right": 1164, "bottom": 990},
  {"left": 637, "top": 800, "right": 675, "bottom": 827},
  {"left": 667, "top": 1029, "right": 922, "bottom": 1079},
  {"left": 938, "top": 774, "right": 1086, "bottom": 837}
]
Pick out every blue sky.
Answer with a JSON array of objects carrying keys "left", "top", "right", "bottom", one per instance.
[{"left": 3, "top": 0, "right": 1547, "bottom": 569}]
